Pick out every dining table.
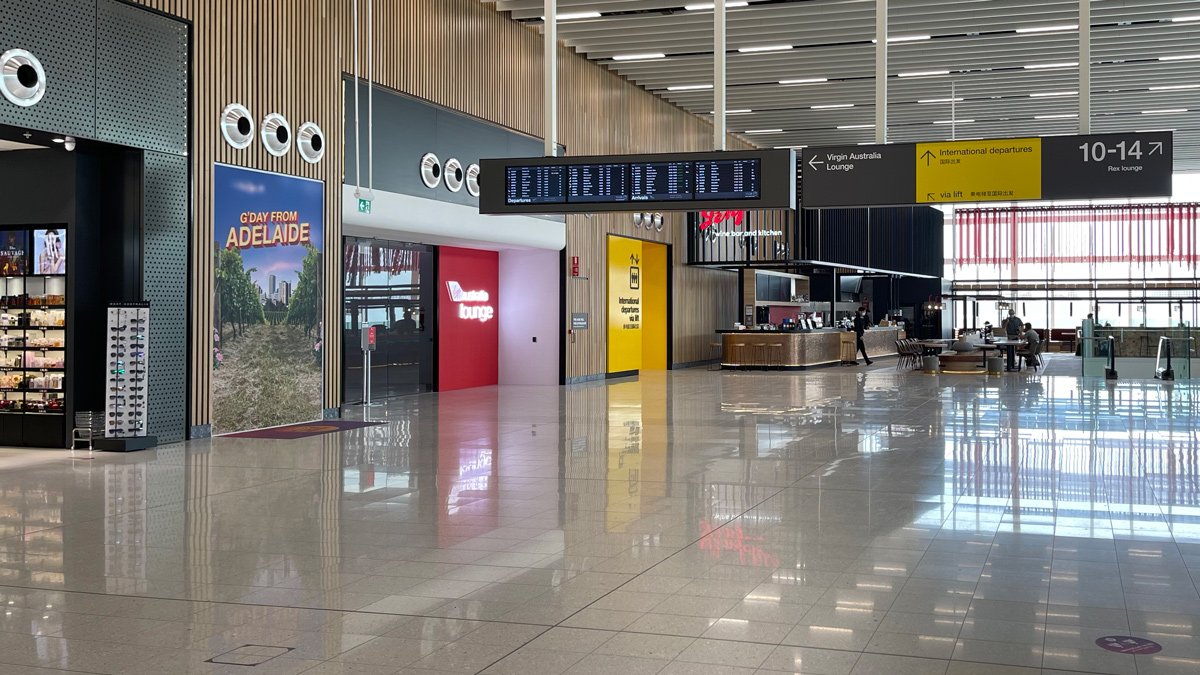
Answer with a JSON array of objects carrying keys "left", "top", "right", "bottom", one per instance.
[{"left": 988, "top": 338, "right": 1027, "bottom": 372}]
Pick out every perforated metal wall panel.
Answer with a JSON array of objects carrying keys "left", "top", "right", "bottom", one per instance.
[
  {"left": 143, "top": 151, "right": 189, "bottom": 444},
  {"left": 96, "top": 0, "right": 188, "bottom": 155},
  {"left": 0, "top": 0, "right": 97, "bottom": 136}
]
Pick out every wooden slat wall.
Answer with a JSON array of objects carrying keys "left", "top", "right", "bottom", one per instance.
[
  {"left": 134, "top": 0, "right": 756, "bottom": 420},
  {"left": 132, "top": 0, "right": 346, "bottom": 428}
]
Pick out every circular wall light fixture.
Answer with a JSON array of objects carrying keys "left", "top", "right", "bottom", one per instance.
[
  {"left": 632, "top": 213, "right": 645, "bottom": 227},
  {"left": 444, "top": 158, "right": 464, "bottom": 192},
  {"left": 465, "top": 164, "right": 481, "bottom": 197},
  {"left": 1, "top": 49, "right": 47, "bottom": 107},
  {"left": 260, "top": 113, "right": 291, "bottom": 157},
  {"left": 420, "top": 153, "right": 442, "bottom": 188},
  {"left": 652, "top": 213, "right": 664, "bottom": 231},
  {"left": 220, "top": 103, "right": 254, "bottom": 149},
  {"left": 297, "top": 122, "right": 325, "bottom": 163}
]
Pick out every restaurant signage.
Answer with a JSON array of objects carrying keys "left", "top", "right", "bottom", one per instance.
[{"left": 801, "top": 131, "right": 1172, "bottom": 208}]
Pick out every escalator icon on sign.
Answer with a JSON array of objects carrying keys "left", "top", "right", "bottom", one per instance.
[{"left": 629, "top": 254, "right": 640, "bottom": 290}]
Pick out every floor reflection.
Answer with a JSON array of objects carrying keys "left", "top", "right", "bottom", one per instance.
[{"left": 0, "top": 369, "right": 1195, "bottom": 672}]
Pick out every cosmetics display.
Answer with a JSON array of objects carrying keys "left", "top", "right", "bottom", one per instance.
[
  {"left": 105, "top": 302, "right": 149, "bottom": 438},
  {"left": 0, "top": 229, "right": 66, "bottom": 420}
]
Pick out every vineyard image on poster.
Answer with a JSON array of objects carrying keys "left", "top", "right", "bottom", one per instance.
[
  {"left": 33, "top": 229, "right": 65, "bottom": 275},
  {"left": 212, "top": 165, "right": 324, "bottom": 434}
]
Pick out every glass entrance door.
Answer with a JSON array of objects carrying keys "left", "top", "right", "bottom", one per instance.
[{"left": 343, "top": 237, "right": 436, "bottom": 402}]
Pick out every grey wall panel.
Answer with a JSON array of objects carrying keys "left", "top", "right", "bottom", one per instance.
[
  {"left": 0, "top": 0, "right": 97, "bottom": 136},
  {"left": 143, "top": 151, "right": 188, "bottom": 444},
  {"left": 96, "top": 0, "right": 188, "bottom": 155},
  {"left": 344, "top": 81, "right": 544, "bottom": 207}
]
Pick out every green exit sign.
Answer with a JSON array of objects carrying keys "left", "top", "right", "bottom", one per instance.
[{"left": 357, "top": 198, "right": 372, "bottom": 214}]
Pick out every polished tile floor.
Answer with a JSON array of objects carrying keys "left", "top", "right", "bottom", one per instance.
[{"left": 0, "top": 367, "right": 1198, "bottom": 674}]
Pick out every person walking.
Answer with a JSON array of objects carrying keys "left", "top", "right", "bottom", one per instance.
[
  {"left": 853, "top": 308, "right": 873, "bottom": 365},
  {"left": 1004, "top": 309, "right": 1023, "bottom": 339}
]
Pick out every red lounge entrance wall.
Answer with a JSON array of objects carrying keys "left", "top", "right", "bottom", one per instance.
[{"left": 438, "top": 247, "right": 499, "bottom": 390}]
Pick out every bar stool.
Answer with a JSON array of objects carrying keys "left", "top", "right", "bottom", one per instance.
[
  {"left": 729, "top": 342, "right": 746, "bottom": 369},
  {"left": 752, "top": 342, "right": 770, "bottom": 369},
  {"left": 767, "top": 342, "right": 784, "bottom": 370},
  {"left": 839, "top": 333, "right": 857, "bottom": 366},
  {"left": 709, "top": 341, "right": 723, "bottom": 370}
]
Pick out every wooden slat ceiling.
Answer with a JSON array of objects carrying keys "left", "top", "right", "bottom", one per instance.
[{"left": 482, "top": 0, "right": 1200, "bottom": 171}]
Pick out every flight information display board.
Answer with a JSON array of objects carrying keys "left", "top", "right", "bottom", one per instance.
[
  {"left": 630, "top": 162, "right": 692, "bottom": 202},
  {"left": 481, "top": 149, "right": 795, "bottom": 214},
  {"left": 568, "top": 163, "right": 629, "bottom": 203},
  {"left": 505, "top": 166, "right": 565, "bottom": 205},
  {"left": 696, "top": 159, "right": 760, "bottom": 200}
]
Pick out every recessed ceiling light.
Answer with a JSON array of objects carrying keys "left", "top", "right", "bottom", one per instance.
[
  {"left": 933, "top": 119, "right": 974, "bottom": 124},
  {"left": 1135, "top": 128, "right": 1176, "bottom": 133},
  {"left": 684, "top": 2, "right": 749, "bottom": 10},
  {"left": 613, "top": 52, "right": 666, "bottom": 61},
  {"left": 1159, "top": 54, "right": 1200, "bottom": 61},
  {"left": 774, "top": 145, "right": 808, "bottom": 149},
  {"left": 812, "top": 103, "right": 854, "bottom": 109},
  {"left": 744, "top": 128, "right": 783, "bottom": 134},
  {"left": 1034, "top": 113, "right": 1078, "bottom": 119},
  {"left": 898, "top": 70, "right": 949, "bottom": 78},
  {"left": 738, "top": 44, "right": 792, "bottom": 53},
  {"left": 1015, "top": 23, "right": 1079, "bottom": 33},
  {"left": 1171, "top": 15, "right": 1200, "bottom": 22},
  {"left": 1024, "top": 61, "right": 1079, "bottom": 69},
  {"left": 51, "top": 138, "right": 64, "bottom": 143},
  {"left": 918, "top": 97, "right": 965, "bottom": 104},
  {"left": 779, "top": 77, "right": 828, "bottom": 85},
  {"left": 668, "top": 84, "right": 714, "bottom": 91},
  {"left": 542, "top": 11, "right": 601, "bottom": 20},
  {"left": 710, "top": 109, "right": 753, "bottom": 114},
  {"left": 838, "top": 124, "right": 875, "bottom": 129},
  {"left": 1141, "top": 108, "right": 1188, "bottom": 114},
  {"left": 1030, "top": 91, "right": 1078, "bottom": 97},
  {"left": 1149, "top": 84, "right": 1200, "bottom": 91}
]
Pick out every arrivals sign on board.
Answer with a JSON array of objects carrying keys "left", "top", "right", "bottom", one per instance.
[{"left": 800, "top": 131, "right": 1172, "bottom": 208}]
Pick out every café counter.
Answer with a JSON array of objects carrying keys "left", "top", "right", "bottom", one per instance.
[{"left": 717, "top": 327, "right": 903, "bottom": 369}]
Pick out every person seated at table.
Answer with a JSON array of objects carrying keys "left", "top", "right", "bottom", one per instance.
[{"left": 1018, "top": 323, "right": 1041, "bottom": 368}]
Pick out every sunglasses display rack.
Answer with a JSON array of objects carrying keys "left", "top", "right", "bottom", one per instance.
[{"left": 103, "top": 302, "right": 150, "bottom": 442}]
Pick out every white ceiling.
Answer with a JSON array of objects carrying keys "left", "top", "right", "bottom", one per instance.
[{"left": 484, "top": 0, "right": 1200, "bottom": 171}]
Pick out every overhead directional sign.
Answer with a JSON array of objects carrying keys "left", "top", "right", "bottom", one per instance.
[
  {"left": 916, "top": 137, "right": 1041, "bottom": 204},
  {"left": 801, "top": 131, "right": 1172, "bottom": 208},
  {"left": 802, "top": 144, "right": 914, "bottom": 207}
]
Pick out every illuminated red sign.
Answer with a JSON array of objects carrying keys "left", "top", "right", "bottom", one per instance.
[{"left": 698, "top": 210, "right": 745, "bottom": 231}]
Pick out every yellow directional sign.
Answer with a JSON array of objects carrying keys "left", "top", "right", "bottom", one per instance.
[{"left": 916, "top": 138, "right": 1042, "bottom": 203}]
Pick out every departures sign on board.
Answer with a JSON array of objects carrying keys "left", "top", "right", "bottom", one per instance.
[{"left": 800, "top": 131, "right": 1172, "bottom": 208}]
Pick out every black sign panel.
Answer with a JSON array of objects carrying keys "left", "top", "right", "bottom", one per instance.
[
  {"left": 505, "top": 166, "right": 565, "bottom": 205},
  {"left": 801, "top": 145, "right": 916, "bottom": 208},
  {"left": 631, "top": 162, "right": 692, "bottom": 202},
  {"left": 480, "top": 149, "right": 795, "bottom": 214},
  {"left": 568, "top": 163, "right": 629, "bottom": 203},
  {"left": 1042, "top": 132, "right": 1173, "bottom": 200}
]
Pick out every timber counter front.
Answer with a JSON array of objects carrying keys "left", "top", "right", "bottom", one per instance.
[{"left": 718, "top": 328, "right": 903, "bottom": 369}]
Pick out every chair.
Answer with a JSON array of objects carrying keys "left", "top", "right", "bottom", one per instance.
[{"left": 1019, "top": 340, "right": 1045, "bottom": 371}]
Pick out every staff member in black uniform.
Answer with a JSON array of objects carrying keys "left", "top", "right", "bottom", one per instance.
[{"left": 853, "top": 308, "right": 873, "bottom": 366}]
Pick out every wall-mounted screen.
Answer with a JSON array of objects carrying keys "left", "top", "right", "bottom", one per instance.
[
  {"left": 0, "top": 231, "right": 29, "bottom": 277},
  {"left": 33, "top": 228, "right": 66, "bottom": 275},
  {"left": 481, "top": 149, "right": 795, "bottom": 214}
]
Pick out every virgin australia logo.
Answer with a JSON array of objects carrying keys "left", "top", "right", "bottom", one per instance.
[{"left": 446, "top": 281, "right": 494, "bottom": 322}]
